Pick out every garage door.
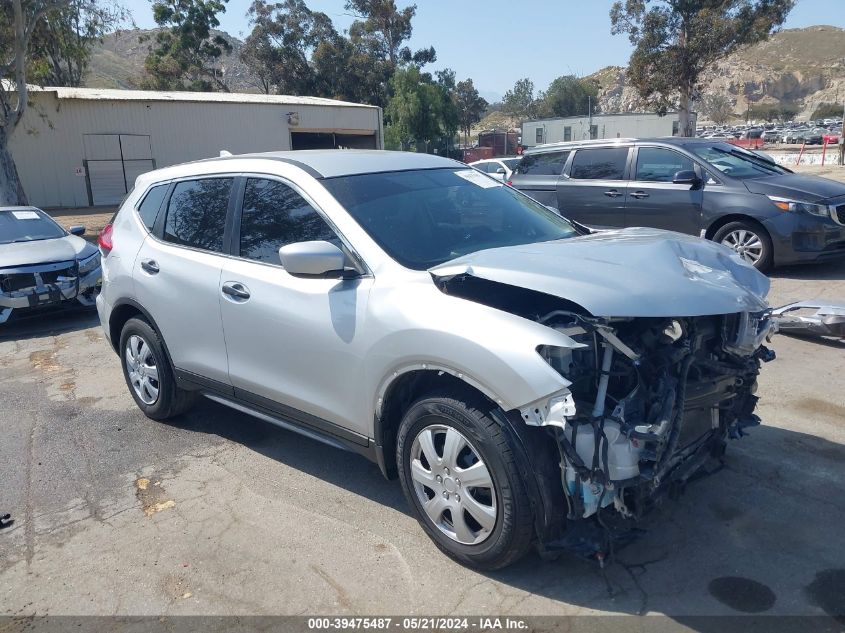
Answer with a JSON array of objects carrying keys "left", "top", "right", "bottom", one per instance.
[
  {"left": 83, "top": 134, "right": 154, "bottom": 206},
  {"left": 291, "top": 132, "right": 377, "bottom": 150}
]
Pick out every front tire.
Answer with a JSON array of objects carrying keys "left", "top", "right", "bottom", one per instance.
[
  {"left": 119, "top": 317, "right": 196, "bottom": 420},
  {"left": 396, "top": 392, "right": 534, "bottom": 570},
  {"left": 713, "top": 220, "right": 773, "bottom": 272}
]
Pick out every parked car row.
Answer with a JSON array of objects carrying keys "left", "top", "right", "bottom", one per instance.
[{"left": 698, "top": 119, "right": 843, "bottom": 145}]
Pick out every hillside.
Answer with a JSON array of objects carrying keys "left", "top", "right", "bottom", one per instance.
[
  {"left": 84, "top": 28, "right": 257, "bottom": 92},
  {"left": 588, "top": 25, "right": 845, "bottom": 120}
]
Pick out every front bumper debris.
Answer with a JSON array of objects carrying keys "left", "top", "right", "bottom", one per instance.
[
  {"left": 772, "top": 300, "right": 845, "bottom": 339},
  {"left": 0, "top": 259, "right": 101, "bottom": 324}
]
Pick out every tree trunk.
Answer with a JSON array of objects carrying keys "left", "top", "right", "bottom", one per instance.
[
  {"left": 0, "top": 125, "right": 28, "bottom": 206},
  {"left": 678, "top": 88, "right": 693, "bottom": 137}
]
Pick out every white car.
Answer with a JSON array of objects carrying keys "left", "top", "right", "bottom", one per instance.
[{"left": 469, "top": 158, "right": 522, "bottom": 182}]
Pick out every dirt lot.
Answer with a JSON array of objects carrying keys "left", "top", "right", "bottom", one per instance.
[{"left": 1, "top": 172, "right": 844, "bottom": 625}]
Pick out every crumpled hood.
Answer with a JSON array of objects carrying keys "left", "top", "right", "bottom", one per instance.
[
  {"left": 743, "top": 173, "right": 845, "bottom": 202},
  {"left": 430, "top": 228, "right": 770, "bottom": 318},
  {"left": 0, "top": 235, "right": 93, "bottom": 269}
]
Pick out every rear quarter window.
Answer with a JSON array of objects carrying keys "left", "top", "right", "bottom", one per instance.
[{"left": 136, "top": 184, "right": 169, "bottom": 231}]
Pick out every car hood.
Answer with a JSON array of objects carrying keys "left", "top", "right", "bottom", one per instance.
[
  {"left": 0, "top": 235, "right": 94, "bottom": 269},
  {"left": 743, "top": 173, "right": 845, "bottom": 202},
  {"left": 429, "top": 228, "right": 770, "bottom": 318}
]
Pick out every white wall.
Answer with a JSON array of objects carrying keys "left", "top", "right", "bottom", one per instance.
[
  {"left": 9, "top": 92, "right": 382, "bottom": 208},
  {"left": 523, "top": 113, "right": 697, "bottom": 147}
]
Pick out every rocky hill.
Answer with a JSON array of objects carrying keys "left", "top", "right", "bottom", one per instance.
[
  {"left": 588, "top": 25, "right": 845, "bottom": 120},
  {"left": 84, "top": 28, "right": 257, "bottom": 92}
]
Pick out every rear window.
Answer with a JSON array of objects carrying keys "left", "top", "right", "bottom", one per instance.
[
  {"left": 136, "top": 184, "right": 168, "bottom": 231},
  {"left": 515, "top": 151, "right": 570, "bottom": 176},
  {"left": 163, "top": 178, "right": 233, "bottom": 252},
  {"left": 0, "top": 209, "right": 65, "bottom": 245},
  {"left": 569, "top": 147, "right": 629, "bottom": 180}
]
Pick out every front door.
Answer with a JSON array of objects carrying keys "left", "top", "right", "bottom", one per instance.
[
  {"left": 218, "top": 176, "right": 373, "bottom": 438},
  {"left": 557, "top": 146, "right": 631, "bottom": 228},
  {"left": 624, "top": 146, "right": 704, "bottom": 235}
]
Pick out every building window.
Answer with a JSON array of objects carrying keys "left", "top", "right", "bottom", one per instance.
[
  {"left": 589, "top": 125, "right": 599, "bottom": 140},
  {"left": 672, "top": 121, "right": 680, "bottom": 136},
  {"left": 563, "top": 126, "right": 572, "bottom": 142},
  {"left": 535, "top": 127, "right": 544, "bottom": 143}
]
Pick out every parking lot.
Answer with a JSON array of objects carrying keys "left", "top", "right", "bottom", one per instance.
[{"left": 1, "top": 251, "right": 843, "bottom": 621}]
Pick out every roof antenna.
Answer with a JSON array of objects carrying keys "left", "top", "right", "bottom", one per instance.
[{"left": 219, "top": 150, "right": 232, "bottom": 157}]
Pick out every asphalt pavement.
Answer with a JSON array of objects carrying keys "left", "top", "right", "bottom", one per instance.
[{"left": 1, "top": 260, "right": 844, "bottom": 623}]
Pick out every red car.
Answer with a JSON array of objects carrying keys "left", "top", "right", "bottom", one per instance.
[{"left": 823, "top": 132, "right": 839, "bottom": 144}]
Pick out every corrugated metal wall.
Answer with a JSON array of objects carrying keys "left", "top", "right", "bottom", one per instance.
[{"left": 9, "top": 92, "right": 382, "bottom": 208}]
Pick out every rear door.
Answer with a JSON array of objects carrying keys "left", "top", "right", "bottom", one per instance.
[
  {"left": 510, "top": 150, "right": 570, "bottom": 208},
  {"left": 557, "top": 146, "right": 631, "bottom": 227},
  {"left": 133, "top": 176, "right": 235, "bottom": 388},
  {"left": 625, "top": 146, "right": 703, "bottom": 235}
]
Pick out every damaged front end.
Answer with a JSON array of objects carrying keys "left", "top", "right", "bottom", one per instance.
[
  {"left": 0, "top": 257, "right": 101, "bottom": 324},
  {"left": 521, "top": 309, "right": 775, "bottom": 553}
]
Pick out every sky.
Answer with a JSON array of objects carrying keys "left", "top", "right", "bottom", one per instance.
[{"left": 122, "top": 0, "right": 845, "bottom": 101}]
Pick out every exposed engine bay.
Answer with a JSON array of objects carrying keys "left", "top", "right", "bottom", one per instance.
[
  {"left": 531, "top": 310, "right": 775, "bottom": 522},
  {"left": 435, "top": 271, "right": 776, "bottom": 555}
]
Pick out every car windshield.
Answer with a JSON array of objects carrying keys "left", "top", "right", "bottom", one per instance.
[
  {"left": 322, "top": 167, "right": 578, "bottom": 270},
  {"left": 690, "top": 143, "right": 788, "bottom": 178},
  {"left": 0, "top": 209, "right": 66, "bottom": 245}
]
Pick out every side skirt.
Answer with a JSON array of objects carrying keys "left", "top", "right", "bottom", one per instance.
[{"left": 174, "top": 369, "right": 378, "bottom": 463}]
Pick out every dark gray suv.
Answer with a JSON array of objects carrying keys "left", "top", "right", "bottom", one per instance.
[{"left": 510, "top": 138, "right": 845, "bottom": 271}]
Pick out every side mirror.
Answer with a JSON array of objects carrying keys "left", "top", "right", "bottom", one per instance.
[
  {"left": 279, "top": 240, "right": 346, "bottom": 277},
  {"left": 673, "top": 170, "right": 702, "bottom": 188},
  {"left": 495, "top": 167, "right": 506, "bottom": 175},
  {"left": 68, "top": 225, "right": 86, "bottom": 236}
]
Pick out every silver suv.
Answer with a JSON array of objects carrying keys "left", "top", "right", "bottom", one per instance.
[{"left": 98, "top": 150, "right": 775, "bottom": 569}]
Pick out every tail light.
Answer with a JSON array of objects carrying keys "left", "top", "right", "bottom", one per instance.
[
  {"left": 98, "top": 224, "right": 114, "bottom": 254},
  {"left": 505, "top": 180, "right": 512, "bottom": 187}
]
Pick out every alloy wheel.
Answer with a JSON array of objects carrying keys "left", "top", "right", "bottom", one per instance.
[
  {"left": 409, "top": 424, "right": 497, "bottom": 545},
  {"left": 721, "top": 229, "right": 764, "bottom": 265},
  {"left": 125, "top": 334, "right": 160, "bottom": 405}
]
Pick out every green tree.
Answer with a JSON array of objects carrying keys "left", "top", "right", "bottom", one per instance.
[
  {"left": 142, "top": 0, "right": 231, "bottom": 91},
  {"left": 28, "top": 0, "right": 127, "bottom": 87},
  {"left": 502, "top": 77, "right": 538, "bottom": 120},
  {"left": 537, "top": 75, "right": 599, "bottom": 118},
  {"left": 343, "top": 0, "right": 435, "bottom": 108},
  {"left": 811, "top": 102, "right": 843, "bottom": 121},
  {"left": 240, "top": 0, "right": 335, "bottom": 95},
  {"left": 385, "top": 65, "right": 447, "bottom": 152},
  {"left": 699, "top": 92, "right": 735, "bottom": 125},
  {"left": 454, "top": 78, "right": 487, "bottom": 146},
  {"left": 610, "top": 0, "right": 795, "bottom": 136}
]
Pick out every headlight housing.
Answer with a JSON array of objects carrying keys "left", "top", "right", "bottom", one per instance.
[
  {"left": 767, "top": 196, "right": 830, "bottom": 218},
  {"left": 77, "top": 251, "right": 101, "bottom": 275}
]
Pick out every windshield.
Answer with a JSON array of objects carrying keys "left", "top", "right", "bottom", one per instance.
[
  {"left": 690, "top": 143, "right": 788, "bottom": 179},
  {"left": 501, "top": 158, "right": 521, "bottom": 170},
  {"left": 0, "top": 209, "right": 66, "bottom": 245},
  {"left": 322, "top": 168, "right": 578, "bottom": 270}
]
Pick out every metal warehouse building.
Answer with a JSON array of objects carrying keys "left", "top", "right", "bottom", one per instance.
[
  {"left": 10, "top": 86, "right": 383, "bottom": 208},
  {"left": 523, "top": 112, "right": 697, "bottom": 148}
]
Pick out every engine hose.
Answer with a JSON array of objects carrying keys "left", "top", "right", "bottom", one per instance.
[{"left": 654, "top": 352, "right": 695, "bottom": 484}]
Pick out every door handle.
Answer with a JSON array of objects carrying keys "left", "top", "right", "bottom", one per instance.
[
  {"left": 630, "top": 191, "right": 650, "bottom": 199},
  {"left": 604, "top": 190, "right": 622, "bottom": 198},
  {"left": 140, "top": 259, "right": 160, "bottom": 274},
  {"left": 222, "top": 282, "right": 251, "bottom": 301}
]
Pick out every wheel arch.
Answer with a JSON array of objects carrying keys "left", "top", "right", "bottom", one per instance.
[
  {"left": 704, "top": 213, "right": 771, "bottom": 241},
  {"left": 375, "top": 368, "right": 566, "bottom": 544},
  {"left": 108, "top": 299, "right": 177, "bottom": 373}
]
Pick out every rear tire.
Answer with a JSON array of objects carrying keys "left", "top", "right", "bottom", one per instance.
[
  {"left": 396, "top": 391, "right": 534, "bottom": 570},
  {"left": 119, "top": 317, "right": 196, "bottom": 420},
  {"left": 713, "top": 220, "right": 773, "bottom": 273}
]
